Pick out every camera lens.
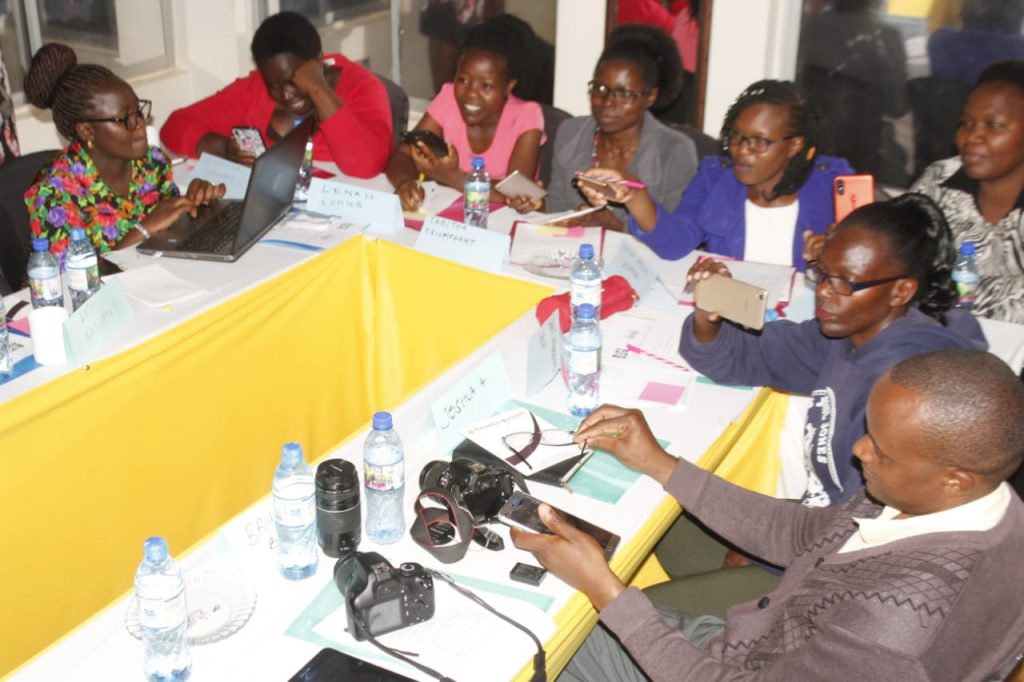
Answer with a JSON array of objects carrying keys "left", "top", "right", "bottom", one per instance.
[{"left": 316, "top": 459, "right": 361, "bottom": 557}]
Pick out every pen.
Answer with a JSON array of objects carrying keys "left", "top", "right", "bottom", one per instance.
[
  {"left": 560, "top": 440, "right": 593, "bottom": 493},
  {"left": 417, "top": 172, "right": 425, "bottom": 191},
  {"left": 612, "top": 179, "right": 646, "bottom": 190}
]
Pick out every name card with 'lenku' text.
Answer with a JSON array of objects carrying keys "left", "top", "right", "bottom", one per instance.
[
  {"left": 306, "top": 178, "right": 402, "bottom": 235},
  {"left": 63, "top": 277, "right": 134, "bottom": 365},
  {"left": 430, "top": 351, "right": 513, "bottom": 450},
  {"left": 415, "top": 215, "right": 510, "bottom": 274}
]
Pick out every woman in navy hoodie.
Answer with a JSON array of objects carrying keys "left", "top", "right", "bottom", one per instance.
[
  {"left": 651, "top": 194, "right": 989, "bottom": 613},
  {"left": 578, "top": 79, "right": 852, "bottom": 270}
]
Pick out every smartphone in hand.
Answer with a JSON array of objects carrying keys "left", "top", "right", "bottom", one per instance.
[
  {"left": 694, "top": 274, "right": 769, "bottom": 331},
  {"left": 403, "top": 130, "right": 448, "bottom": 157},
  {"left": 495, "top": 170, "right": 548, "bottom": 200},
  {"left": 231, "top": 126, "right": 266, "bottom": 155},
  {"left": 833, "top": 174, "right": 875, "bottom": 224},
  {"left": 574, "top": 173, "right": 618, "bottom": 199},
  {"left": 497, "top": 491, "right": 620, "bottom": 560}
]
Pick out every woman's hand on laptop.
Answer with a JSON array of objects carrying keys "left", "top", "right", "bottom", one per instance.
[{"left": 185, "top": 179, "right": 226, "bottom": 208}]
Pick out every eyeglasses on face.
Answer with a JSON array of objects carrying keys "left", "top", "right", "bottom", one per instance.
[
  {"left": 587, "top": 80, "right": 651, "bottom": 104},
  {"left": 726, "top": 128, "right": 796, "bottom": 154},
  {"left": 805, "top": 263, "right": 907, "bottom": 296},
  {"left": 79, "top": 99, "right": 152, "bottom": 131}
]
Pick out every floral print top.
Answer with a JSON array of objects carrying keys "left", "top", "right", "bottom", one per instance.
[{"left": 24, "top": 142, "right": 178, "bottom": 258}]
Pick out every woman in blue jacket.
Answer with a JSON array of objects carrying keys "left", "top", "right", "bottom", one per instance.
[{"left": 579, "top": 80, "right": 852, "bottom": 270}]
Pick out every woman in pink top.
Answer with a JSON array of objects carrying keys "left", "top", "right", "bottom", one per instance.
[{"left": 386, "top": 15, "right": 545, "bottom": 211}]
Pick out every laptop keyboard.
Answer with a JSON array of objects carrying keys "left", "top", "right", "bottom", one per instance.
[{"left": 177, "top": 202, "right": 245, "bottom": 253}]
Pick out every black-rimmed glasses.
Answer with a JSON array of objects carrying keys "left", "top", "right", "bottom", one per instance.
[
  {"left": 79, "top": 100, "right": 152, "bottom": 131},
  {"left": 726, "top": 128, "right": 797, "bottom": 154},
  {"left": 805, "top": 263, "right": 907, "bottom": 296},
  {"left": 587, "top": 80, "right": 651, "bottom": 104}
]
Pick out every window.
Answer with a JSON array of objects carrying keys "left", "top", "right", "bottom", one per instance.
[
  {"left": 0, "top": 0, "right": 174, "bottom": 101},
  {"left": 275, "top": 0, "right": 389, "bottom": 25}
]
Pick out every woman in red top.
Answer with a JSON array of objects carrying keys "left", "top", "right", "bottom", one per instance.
[{"left": 160, "top": 11, "right": 393, "bottom": 179}]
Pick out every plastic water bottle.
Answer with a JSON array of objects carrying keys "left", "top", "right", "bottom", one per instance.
[
  {"left": 463, "top": 156, "right": 490, "bottom": 228},
  {"left": 135, "top": 537, "right": 191, "bottom": 682},
  {"left": 570, "top": 243, "right": 602, "bottom": 320},
  {"left": 363, "top": 412, "right": 405, "bottom": 544},
  {"left": 66, "top": 228, "right": 100, "bottom": 311},
  {"left": 0, "top": 298, "right": 11, "bottom": 379},
  {"left": 272, "top": 442, "right": 318, "bottom": 579},
  {"left": 293, "top": 117, "right": 314, "bottom": 202},
  {"left": 952, "top": 241, "right": 980, "bottom": 310},
  {"left": 27, "top": 238, "right": 63, "bottom": 309},
  {"left": 567, "top": 303, "right": 602, "bottom": 417}
]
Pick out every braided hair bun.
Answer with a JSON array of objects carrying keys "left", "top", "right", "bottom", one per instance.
[{"left": 24, "top": 43, "right": 117, "bottom": 141}]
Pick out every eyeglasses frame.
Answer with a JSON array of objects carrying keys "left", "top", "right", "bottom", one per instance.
[
  {"left": 78, "top": 99, "right": 153, "bottom": 131},
  {"left": 806, "top": 262, "right": 908, "bottom": 296}
]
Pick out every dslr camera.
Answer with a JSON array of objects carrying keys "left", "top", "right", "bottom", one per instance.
[
  {"left": 420, "top": 458, "right": 516, "bottom": 524},
  {"left": 334, "top": 551, "right": 435, "bottom": 641}
]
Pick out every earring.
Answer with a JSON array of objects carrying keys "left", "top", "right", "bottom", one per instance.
[{"left": 86, "top": 139, "right": 94, "bottom": 150}]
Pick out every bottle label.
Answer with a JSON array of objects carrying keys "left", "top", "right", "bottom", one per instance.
[
  {"left": 29, "top": 275, "right": 61, "bottom": 301},
  {"left": 569, "top": 347, "right": 600, "bottom": 375},
  {"left": 364, "top": 461, "right": 404, "bottom": 492},
  {"left": 137, "top": 588, "right": 187, "bottom": 629},
  {"left": 956, "top": 281, "right": 978, "bottom": 306},
  {"left": 571, "top": 281, "right": 601, "bottom": 308},
  {"left": 273, "top": 493, "right": 315, "bottom": 527},
  {"left": 67, "top": 261, "right": 99, "bottom": 291}
]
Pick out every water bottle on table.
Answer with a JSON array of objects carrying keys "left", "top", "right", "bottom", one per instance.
[
  {"left": 135, "top": 536, "right": 192, "bottom": 682},
  {"left": 0, "top": 298, "right": 11, "bottom": 378},
  {"left": 363, "top": 411, "right": 405, "bottom": 544},
  {"left": 27, "top": 238, "right": 63, "bottom": 309},
  {"left": 464, "top": 156, "right": 490, "bottom": 228},
  {"left": 273, "top": 442, "right": 318, "bottom": 579},
  {"left": 66, "top": 228, "right": 100, "bottom": 311},
  {"left": 570, "top": 243, "right": 602, "bottom": 320},
  {"left": 952, "top": 241, "right": 980, "bottom": 310},
  {"left": 567, "top": 302, "right": 602, "bottom": 417}
]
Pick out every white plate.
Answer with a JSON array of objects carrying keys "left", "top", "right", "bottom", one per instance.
[
  {"left": 125, "top": 571, "right": 257, "bottom": 646},
  {"left": 524, "top": 249, "right": 578, "bottom": 279}
]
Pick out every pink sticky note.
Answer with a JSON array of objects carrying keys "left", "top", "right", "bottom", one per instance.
[
  {"left": 9, "top": 317, "right": 30, "bottom": 336},
  {"left": 639, "top": 381, "right": 686, "bottom": 406},
  {"left": 555, "top": 227, "right": 585, "bottom": 238}
]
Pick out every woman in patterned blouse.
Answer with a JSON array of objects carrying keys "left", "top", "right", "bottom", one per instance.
[
  {"left": 912, "top": 60, "right": 1024, "bottom": 323},
  {"left": 22, "top": 43, "right": 224, "bottom": 259}
]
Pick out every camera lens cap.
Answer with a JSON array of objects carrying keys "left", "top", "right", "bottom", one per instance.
[{"left": 317, "top": 459, "right": 358, "bottom": 492}]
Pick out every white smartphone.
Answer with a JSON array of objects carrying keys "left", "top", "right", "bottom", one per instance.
[
  {"left": 694, "top": 274, "right": 769, "bottom": 331},
  {"left": 497, "top": 491, "right": 620, "bottom": 560},
  {"left": 495, "top": 170, "right": 548, "bottom": 200}
]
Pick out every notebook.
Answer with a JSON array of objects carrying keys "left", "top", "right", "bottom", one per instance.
[{"left": 137, "top": 116, "right": 313, "bottom": 262}]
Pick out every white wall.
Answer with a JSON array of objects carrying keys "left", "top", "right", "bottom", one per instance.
[{"left": 704, "top": 0, "right": 802, "bottom": 135}]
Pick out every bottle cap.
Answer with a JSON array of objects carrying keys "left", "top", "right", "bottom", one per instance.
[
  {"left": 69, "top": 228, "right": 86, "bottom": 241},
  {"left": 471, "top": 156, "right": 485, "bottom": 170},
  {"left": 960, "top": 241, "right": 976, "bottom": 256},
  {"left": 32, "top": 238, "right": 49, "bottom": 252},
  {"left": 372, "top": 411, "right": 393, "bottom": 430},
  {"left": 578, "top": 243, "right": 594, "bottom": 260},
  {"left": 281, "top": 442, "right": 304, "bottom": 466},
  {"left": 143, "top": 536, "right": 169, "bottom": 562},
  {"left": 577, "top": 303, "right": 596, "bottom": 319}
]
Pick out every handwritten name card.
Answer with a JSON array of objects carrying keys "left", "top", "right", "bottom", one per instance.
[
  {"left": 63, "top": 278, "right": 134, "bottom": 365},
  {"left": 604, "top": 238, "right": 658, "bottom": 301},
  {"left": 430, "top": 351, "right": 513, "bottom": 450},
  {"left": 306, "top": 178, "right": 403, "bottom": 235},
  {"left": 415, "top": 215, "right": 510, "bottom": 274},
  {"left": 526, "top": 314, "right": 561, "bottom": 396}
]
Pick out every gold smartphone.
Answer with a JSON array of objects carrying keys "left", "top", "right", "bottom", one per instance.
[{"left": 694, "top": 274, "right": 768, "bottom": 331}]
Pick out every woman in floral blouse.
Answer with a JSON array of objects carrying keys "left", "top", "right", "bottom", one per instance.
[{"left": 23, "top": 43, "right": 224, "bottom": 258}]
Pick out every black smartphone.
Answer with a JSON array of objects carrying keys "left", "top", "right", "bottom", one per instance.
[
  {"left": 497, "top": 491, "right": 620, "bottom": 560},
  {"left": 289, "top": 647, "right": 416, "bottom": 682},
  {"left": 403, "top": 130, "right": 448, "bottom": 157}
]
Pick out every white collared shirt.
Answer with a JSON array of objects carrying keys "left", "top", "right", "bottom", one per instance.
[{"left": 839, "top": 483, "right": 1012, "bottom": 554}]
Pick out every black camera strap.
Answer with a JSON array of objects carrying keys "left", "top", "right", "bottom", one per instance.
[{"left": 351, "top": 571, "right": 547, "bottom": 682}]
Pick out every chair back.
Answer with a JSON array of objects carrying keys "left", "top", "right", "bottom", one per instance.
[
  {"left": 376, "top": 73, "right": 409, "bottom": 149},
  {"left": 539, "top": 104, "right": 571, "bottom": 188},
  {"left": 0, "top": 149, "right": 58, "bottom": 291},
  {"left": 666, "top": 121, "right": 719, "bottom": 160}
]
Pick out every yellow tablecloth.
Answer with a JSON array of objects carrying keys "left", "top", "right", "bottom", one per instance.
[{"left": 0, "top": 237, "right": 550, "bottom": 676}]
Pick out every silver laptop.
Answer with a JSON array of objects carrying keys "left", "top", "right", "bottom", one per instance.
[{"left": 137, "top": 116, "right": 313, "bottom": 262}]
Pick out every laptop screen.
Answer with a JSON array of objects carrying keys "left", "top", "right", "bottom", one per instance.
[{"left": 234, "top": 117, "right": 314, "bottom": 248}]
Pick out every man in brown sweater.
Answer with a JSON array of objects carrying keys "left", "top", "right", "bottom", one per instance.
[{"left": 514, "top": 349, "right": 1024, "bottom": 681}]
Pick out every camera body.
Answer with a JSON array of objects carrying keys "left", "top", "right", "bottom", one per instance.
[
  {"left": 419, "top": 458, "right": 515, "bottom": 524},
  {"left": 334, "top": 551, "right": 434, "bottom": 641}
]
